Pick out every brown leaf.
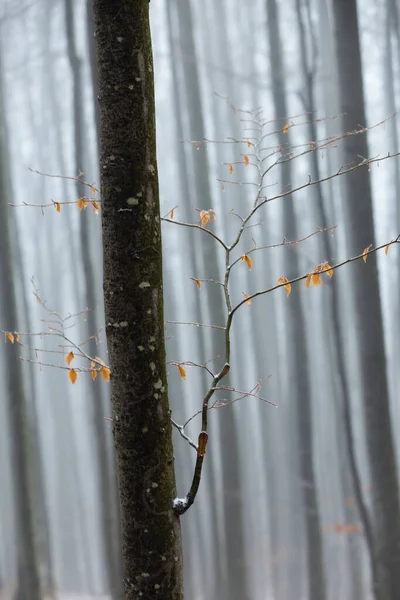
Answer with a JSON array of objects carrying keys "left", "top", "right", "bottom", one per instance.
[
  {"left": 200, "top": 210, "right": 210, "bottom": 227},
  {"left": 169, "top": 208, "right": 174, "bottom": 219},
  {"left": 228, "top": 163, "right": 233, "bottom": 174},
  {"left": 244, "top": 155, "right": 249, "bottom": 166},
  {"left": 65, "top": 351, "right": 74, "bottom": 365},
  {"left": 6, "top": 332, "right": 14, "bottom": 344},
  {"left": 178, "top": 364, "right": 187, "bottom": 379},
  {"left": 241, "top": 255, "right": 253, "bottom": 270},
  {"left": 362, "top": 246, "right": 371, "bottom": 263},
  {"left": 277, "top": 277, "right": 291, "bottom": 296},
  {"left": 92, "top": 370, "right": 98, "bottom": 381},
  {"left": 283, "top": 124, "right": 290, "bottom": 134},
  {"left": 77, "top": 198, "right": 84, "bottom": 210},
  {"left": 68, "top": 369, "right": 78, "bottom": 385},
  {"left": 243, "top": 292, "right": 252, "bottom": 306},
  {"left": 385, "top": 244, "right": 389, "bottom": 256},
  {"left": 92, "top": 200, "right": 100, "bottom": 213},
  {"left": 321, "top": 263, "right": 334, "bottom": 278},
  {"left": 101, "top": 366, "right": 111, "bottom": 381},
  {"left": 312, "top": 273, "right": 321, "bottom": 286},
  {"left": 306, "top": 274, "right": 312, "bottom": 288},
  {"left": 54, "top": 202, "right": 61, "bottom": 213}
]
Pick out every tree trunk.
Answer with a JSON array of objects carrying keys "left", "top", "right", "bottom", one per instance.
[
  {"left": 266, "top": 1, "right": 327, "bottom": 599},
  {"left": 92, "top": 2, "right": 184, "bottom": 599},
  {"left": 332, "top": 1, "right": 400, "bottom": 598},
  {"left": 296, "top": 2, "right": 372, "bottom": 597},
  {"left": 0, "top": 46, "right": 41, "bottom": 600}
]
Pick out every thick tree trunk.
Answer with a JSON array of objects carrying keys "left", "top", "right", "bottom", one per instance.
[
  {"left": 332, "top": 1, "right": 400, "bottom": 598},
  {"left": 92, "top": 2, "right": 184, "bottom": 599}
]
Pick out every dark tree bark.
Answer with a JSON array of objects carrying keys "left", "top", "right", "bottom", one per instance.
[
  {"left": 92, "top": 2, "right": 184, "bottom": 599},
  {"left": 332, "top": 1, "right": 400, "bottom": 598},
  {"left": 266, "top": 1, "right": 326, "bottom": 599}
]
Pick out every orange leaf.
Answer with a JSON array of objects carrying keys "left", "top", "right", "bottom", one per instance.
[
  {"left": 92, "top": 370, "right": 98, "bottom": 381},
  {"left": 169, "top": 208, "right": 174, "bottom": 219},
  {"left": 65, "top": 351, "right": 74, "bottom": 365},
  {"left": 54, "top": 202, "right": 61, "bottom": 213},
  {"left": 385, "top": 244, "right": 389, "bottom": 255},
  {"left": 277, "top": 277, "right": 291, "bottom": 296},
  {"left": 209, "top": 208, "right": 217, "bottom": 220},
  {"left": 16, "top": 334, "right": 20, "bottom": 342},
  {"left": 6, "top": 332, "right": 14, "bottom": 344},
  {"left": 91, "top": 361, "right": 96, "bottom": 368},
  {"left": 241, "top": 255, "right": 253, "bottom": 270},
  {"left": 283, "top": 124, "right": 290, "bottom": 134},
  {"left": 362, "top": 246, "right": 371, "bottom": 263},
  {"left": 312, "top": 273, "right": 321, "bottom": 286},
  {"left": 321, "top": 263, "right": 334, "bottom": 278},
  {"left": 101, "top": 366, "right": 110, "bottom": 381},
  {"left": 77, "top": 198, "right": 84, "bottom": 210},
  {"left": 195, "top": 279, "right": 201, "bottom": 289},
  {"left": 93, "top": 200, "right": 100, "bottom": 212},
  {"left": 306, "top": 274, "right": 312, "bottom": 288},
  {"left": 178, "top": 364, "right": 187, "bottom": 380},
  {"left": 243, "top": 292, "right": 252, "bottom": 306},
  {"left": 68, "top": 369, "right": 78, "bottom": 385},
  {"left": 83, "top": 200, "right": 89, "bottom": 209},
  {"left": 200, "top": 210, "right": 211, "bottom": 227},
  {"left": 244, "top": 155, "right": 249, "bottom": 166},
  {"left": 247, "top": 141, "right": 251, "bottom": 148},
  {"left": 228, "top": 164, "right": 233, "bottom": 174}
]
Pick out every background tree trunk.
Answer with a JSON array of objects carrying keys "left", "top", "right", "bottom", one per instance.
[{"left": 332, "top": 1, "right": 400, "bottom": 598}]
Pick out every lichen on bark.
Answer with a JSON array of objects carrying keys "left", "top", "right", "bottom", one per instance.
[{"left": 93, "top": 1, "right": 184, "bottom": 598}]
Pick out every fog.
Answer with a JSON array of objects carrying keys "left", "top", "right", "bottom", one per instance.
[{"left": 0, "top": 0, "right": 399, "bottom": 599}]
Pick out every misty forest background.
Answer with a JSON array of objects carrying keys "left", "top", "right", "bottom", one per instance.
[{"left": 1, "top": 0, "right": 400, "bottom": 599}]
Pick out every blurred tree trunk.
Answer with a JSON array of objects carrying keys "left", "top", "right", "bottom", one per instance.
[
  {"left": 0, "top": 46, "right": 41, "bottom": 600},
  {"left": 174, "top": 2, "right": 250, "bottom": 599},
  {"left": 166, "top": 6, "right": 223, "bottom": 598},
  {"left": 332, "top": 1, "right": 400, "bottom": 598},
  {"left": 12, "top": 222, "right": 56, "bottom": 598},
  {"left": 86, "top": 0, "right": 100, "bottom": 149},
  {"left": 266, "top": 1, "right": 326, "bottom": 599},
  {"left": 92, "top": 2, "right": 184, "bottom": 599},
  {"left": 65, "top": 1, "right": 123, "bottom": 597},
  {"left": 296, "top": 2, "right": 370, "bottom": 597}
]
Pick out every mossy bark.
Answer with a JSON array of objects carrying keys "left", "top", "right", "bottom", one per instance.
[{"left": 92, "top": 1, "right": 184, "bottom": 599}]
